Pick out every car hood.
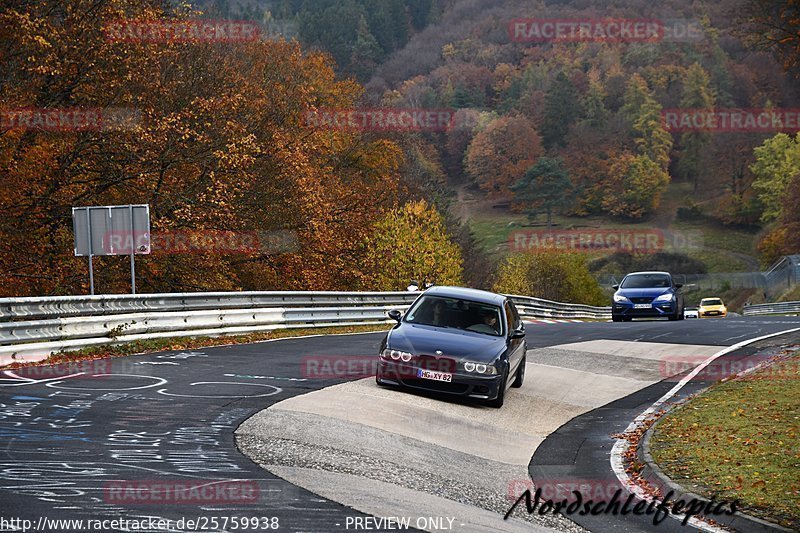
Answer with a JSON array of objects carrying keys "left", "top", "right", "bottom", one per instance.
[
  {"left": 388, "top": 323, "right": 506, "bottom": 362},
  {"left": 617, "top": 287, "right": 673, "bottom": 298},
  {"left": 700, "top": 304, "right": 726, "bottom": 310}
]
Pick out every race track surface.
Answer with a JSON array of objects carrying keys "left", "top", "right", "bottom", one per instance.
[{"left": 1, "top": 317, "right": 798, "bottom": 532}]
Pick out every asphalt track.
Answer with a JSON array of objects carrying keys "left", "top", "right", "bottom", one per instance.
[{"left": 0, "top": 316, "right": 798, "bottom": 533}]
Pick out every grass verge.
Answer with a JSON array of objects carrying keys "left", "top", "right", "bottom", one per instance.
[
  {"left": 649, "top": 349, "right": 800, "bottom": 529},
  {"left": 0, "top": 324, "right": 393, "bottom": 371}
]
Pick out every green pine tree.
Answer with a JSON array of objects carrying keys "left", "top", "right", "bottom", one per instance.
[
  {"left": 511, "top": 157, "right": 575, "bottom": 228},
  {"left": 677, "top": 63, "right": 716, "bottom": 191},
  {"left": 542, "top": 72, "right": 582, "bottom": 149}
]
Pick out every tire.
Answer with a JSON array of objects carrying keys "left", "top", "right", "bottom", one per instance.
[
  {"left": 487, "top": 367, "right": 508, "bottom": 408},
  {"left": 668, "top": 312, "right": 679, "bottom": 321},
  {"left": 623, "top": 316, "right": 633, "bottom": 322},
  {"left": 612, "top": 315, "right": 622, "bottom": 322},
  {"left": 511, "top": 355, "right": 526, "bottom": 388}
]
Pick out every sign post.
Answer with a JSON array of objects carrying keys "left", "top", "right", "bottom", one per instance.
[{"left": 72, "top": 204, "right": 150, "bottom": 295}]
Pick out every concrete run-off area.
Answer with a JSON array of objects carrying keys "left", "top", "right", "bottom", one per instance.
[{"left": 236, "top": 340, "right": 723, "bottom": 532}]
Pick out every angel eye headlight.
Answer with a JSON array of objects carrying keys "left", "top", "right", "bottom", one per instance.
[
  {"left": 381, "top": 349, "right": 412, "bottom": 361},
  {"left": 464, "top": 362, "right": 475, "bottom": 372}
]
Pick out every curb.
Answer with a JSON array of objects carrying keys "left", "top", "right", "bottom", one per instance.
[{"left": 639, "top": 404, "right": 791, "bottom": 532}]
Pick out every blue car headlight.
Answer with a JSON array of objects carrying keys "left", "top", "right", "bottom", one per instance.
[
  {"left": 613, "top": 294, "right": 630, "bottom": 303},
  {"left": 653, "top": 293, "right": 675, "bottom": 303},
  {"left": 462, "top": 361, "right": 497, "bottom": 375},
  {"left": 381, "top": 349, "right": 413, "bottom": 362}
]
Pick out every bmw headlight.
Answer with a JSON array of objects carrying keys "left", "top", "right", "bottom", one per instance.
[
  {"left": 613, "top": 294, "right": 630, "bottom": 303},
  {"left": 653, "top": 293, "right": 674, "bottom": 303},
  {"left": 380, "top": 349, "right": 413, "bottom": 362},
  {"left": 461, "top": 361, "right": 497, "bottom": 375}
]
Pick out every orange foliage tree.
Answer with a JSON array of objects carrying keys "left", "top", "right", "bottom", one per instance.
[
  {"left": 464, "top": 115, "right": 542, "bottom": 199},
  {"left": 0, "top": 0, "right": 403, "bottom": 295}
]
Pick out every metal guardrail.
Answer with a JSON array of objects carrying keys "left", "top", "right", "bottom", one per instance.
[
  {"left": 506, "top": 294, "right": 611, "bottom": 320},
  {"left": 0, "top": 291, "right": 611, "bottom": 363},
  {"left": 742, "top": 301, "right": 800, "bottom": 316},
  {"left": 0, "top": 292, "right": 419, "bottom": 321}
]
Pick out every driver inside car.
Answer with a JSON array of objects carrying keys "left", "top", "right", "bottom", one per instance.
[{"left": 482, "top": 311, "right": 499, "bottom": 333}]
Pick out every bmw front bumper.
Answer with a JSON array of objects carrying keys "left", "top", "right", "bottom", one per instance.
[{"left": 376, "top": 360, "right": 504, "bottom": 400}]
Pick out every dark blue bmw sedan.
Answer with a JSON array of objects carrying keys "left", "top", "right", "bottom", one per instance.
[
  {"left": 611, "top": 271, "right": 685, "bottom": 322},
  {"left": 376, "top": 286, "right": 527, "bottom": 407}
]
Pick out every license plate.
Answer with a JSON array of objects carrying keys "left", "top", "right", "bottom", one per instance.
[
  {"left": 417, "top": 369, "right": 452, "bottom": 382},
  {"left": 634, "top": 303, "right": 652, "bottom": 309}
]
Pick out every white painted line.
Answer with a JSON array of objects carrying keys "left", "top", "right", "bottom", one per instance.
[{"left": 610, "top": 327, "right": 800, "bottom": 532}]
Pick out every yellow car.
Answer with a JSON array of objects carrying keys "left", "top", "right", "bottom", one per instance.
[{"left": 699, "top": 298, "right": 727, "bottom": 318}]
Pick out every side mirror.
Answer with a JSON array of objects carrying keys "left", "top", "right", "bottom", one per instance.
[
  {"left": 612, "top": 284, "right": 619, "bottom": 290},
  {"left": 387, "top": 309, "right": 402, "bottom": 323},
  {"left": 511, "top": 327, "right": 526, "bottom": 339},
  {"left": 675, "top": 283, "right": 683, "bottom": 289}
]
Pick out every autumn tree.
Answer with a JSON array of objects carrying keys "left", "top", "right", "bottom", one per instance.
[
  {"left": 0, "top": 0, "right": 403, "bottom": 296},
  {"left": 360, "top": 200, "right": 463, "bottom": 290},
  {"left": 511, "top": 157, "right": 574, "bottom": 227},
  {"left": 581, "top": 76, "right": 610, "bottom": 128},
  {"left": 740, "top": 0, "right": 800, "bottom": 77},
  {"left": 676, "top": 63, "right": 716, "bottom": 191},
  {"left": 601, "top": 152, "right": 670, "bottom": 218},
  {"left": 750, "top": 132, "right": 800, "bottom": 222},
  {"left": 541, "top": 71, "right": 582, "bottom": 149},
  {"left": 621, "top": 74, "right": 673, "bottom": 171},
  {"left": 464, "top": 115, "right": 542, "bottom": 198},
  {"left": 493, "top": 249, "right": 607, "bottom": 306}
]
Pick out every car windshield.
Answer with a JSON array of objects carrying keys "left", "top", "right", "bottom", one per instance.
[
  {"left": 702, "top": 299, "right": 723, "bottom": 306},
  {"left": 404, "top": 296, "right": 503, "bottom": 336},
  {"left": 620, "top": 274, "right": 671, "bottom": 289}
]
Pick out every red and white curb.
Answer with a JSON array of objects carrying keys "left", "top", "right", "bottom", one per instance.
[
  {"left": 609, "top": 327, "right": 800, "bottom": 532},
  {"left": 525, "top": 319, "right": 585, "bottom": 325}
]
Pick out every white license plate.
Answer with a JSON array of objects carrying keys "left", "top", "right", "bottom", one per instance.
[
  {"left": 634, "top": 303, "right": 652, "bottom": 309},
  {"left": 417, "top": 369, "right": 452, "bottom": 382}
]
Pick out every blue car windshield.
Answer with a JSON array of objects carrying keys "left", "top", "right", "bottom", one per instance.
[
  {"left": 620, "top": 274, "right": 671, "bottom": 289},
  {"left": 404, "top": 296, "right": 504, "bottom": 336}
]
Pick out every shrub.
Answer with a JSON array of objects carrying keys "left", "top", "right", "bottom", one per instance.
[{"left": 493, "top": 249, "right": 607, "bottom": 306}]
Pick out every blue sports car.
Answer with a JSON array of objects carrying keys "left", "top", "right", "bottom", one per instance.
[{"left": 611, "top": 271, "right": 685, "bottom": 322}]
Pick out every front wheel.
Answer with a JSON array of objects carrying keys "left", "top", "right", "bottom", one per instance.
[
  {"left": 511, "top": 355, "right": 526, "bottom": 388},
  {"left": 612, "top": 315, "right": 622, "bottom": 322},
  {"left": 668, "top": 312, "right": 679, "bottom": 321},
  {"left": 487, "top": 368, "right": 508, "bottom": 408}
]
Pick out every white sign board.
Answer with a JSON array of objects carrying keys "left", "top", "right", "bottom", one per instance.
[{"left": 72, "top": 204, "right": 150, "bottom": 256}]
